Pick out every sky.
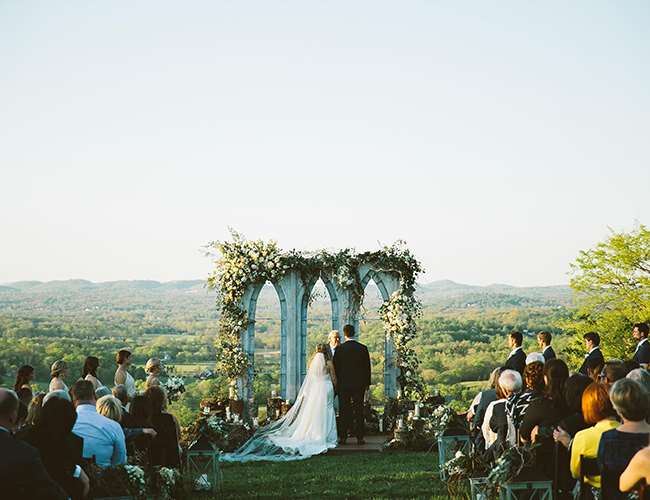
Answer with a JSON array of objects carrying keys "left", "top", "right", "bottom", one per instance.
[{"left": 1, "top": 1, "right": 648, "bottom": 286}]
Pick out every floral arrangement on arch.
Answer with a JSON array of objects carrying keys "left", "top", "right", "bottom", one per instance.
[{"left": 206, "top": 231, "right": 425, "bottom": 397}]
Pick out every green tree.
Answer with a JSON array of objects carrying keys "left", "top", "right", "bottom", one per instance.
[{"left": 562, "top": 225, "right": 650, "bottom": 365}]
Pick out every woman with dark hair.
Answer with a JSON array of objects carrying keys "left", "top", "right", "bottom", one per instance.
[
  {"left": 81, "top": 356, "right": 103, "bottom": 390},
  {"left": 114, "top": 349, "right": 136, "bottom": 400},
  {"left": 14, "top": 365, "right": 34, "bottom": 406},
  {"left": 23, "top": 398, "right": 89, "bottom": 499},
  {"left": 125, "top": 395, "right": 155, "bottom": 463},
  {"left": 558, "top": 373, "right": 593, "bottom": 437},
  {"left": 145, "top": 386, "right": 181, "bottom": 467}
]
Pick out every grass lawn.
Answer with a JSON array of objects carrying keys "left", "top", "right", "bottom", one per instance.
[{"left": 219, "top": 451, "right": 448, "bottom": 499}]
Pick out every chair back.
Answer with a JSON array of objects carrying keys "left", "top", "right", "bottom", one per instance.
[{"left": 579, "top": 455, "right": 600, "bottom": 500}]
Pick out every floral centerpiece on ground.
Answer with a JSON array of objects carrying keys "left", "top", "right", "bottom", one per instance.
[
  {"left": 150, "top": 466, "right": 183, "bottom": 500},
  {"left": 181, "top": 413, "right": 253, "bottom": 452},
  {"left": 87, "top": 464, "right": 147, "bottom": 499},
  {"left": 486, "top": 444, "right": 538, "bottom": 498},
  {"left": 442, "top": 450, "right": 488, "bottom": 499}
]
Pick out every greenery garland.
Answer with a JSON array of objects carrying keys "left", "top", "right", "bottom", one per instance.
[{"left": 206, "top": 231, "right": 424, "bottom": 397}]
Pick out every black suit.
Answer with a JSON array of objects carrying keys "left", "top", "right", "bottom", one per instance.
[
  {"left": 504, "top": 348, "right": 526, "bottom": 375},
  {"left": 578, "top": 347, "right": 605, "bottom": 375},
  {"left": 0, "top": 429, "right": 67, "bottom": 500},
  {"left": 542, "top": 346, "right": 556, "bottom": 362},
  {"left": 633, "top": 339, "right": 650, "bottom": 364},
  {"left": 333, "top": 339, "right": 371, "bottom": 440}
]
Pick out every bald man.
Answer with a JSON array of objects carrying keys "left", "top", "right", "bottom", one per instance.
[{"left": 0, "top": 388, "right": 66, "bottom": 499}]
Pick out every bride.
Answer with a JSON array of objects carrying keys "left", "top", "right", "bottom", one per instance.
[{"left": 222, "top": 344, "right": 338, "bottom": 462}]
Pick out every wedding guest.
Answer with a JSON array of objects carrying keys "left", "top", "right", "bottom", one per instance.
[
  {"left": 525, "top": 352, "right": 545, "bottom": 365},
  {"left": 558, "top": 373, "right": 593, "bottom": 437},
  {"left": 632, "top": 322, "right": 650, "bottom": 365},
  {"left": 125, "top": 395, "right": 155, "bottom": 463},
  {"left": 23, "top": 397, "right": 90, "bottom": 499},
  {"left": 620, "top": 446, "right": 650, "bottom": 495},
  {"left": 482, "top": 369, "right": 521, "bottom": 450},
  {"left": 95, "top": 386, "right": 111, "bottom": 399},
  {"left": 49, "top": 360, "right": 69, "bottom": 393},
  {"left": 622, "top": 359, "right": 640, "bottom": 376},
  {"left": 504, "top": 331, "right": 526, "bottom": 375},
  {"left": 145, "top": 358, "right": 162, "bottom": 390},
  {"left": 14, "top": 364, "right": 34, "bottom": 406},
  {"left": 579, "top": 332, "right": 604, "bottom": 375},
  {"left": 82, "top": 356, "right": 103, "bottom": 390},
  {"left": 145, "top": 386, "right": 181, "bottom": 467},
  {"left": 328, "top": 330, "right": 341, "bottom": 359},
  {"left": 599, "top": 360, "right": 627, "bottom": 390},
  {"left": 627, "top": 368, "right": 650, "bottom": 400},
  {"left": 21, "top": 392, "right": 45, "bottom": 433},
  {"left": 0, "top": 388, "right": 67, "bottom": 500},
  {"left": 537, "top": 331, "right": 556, "bottom": 361},
  {"left": 554, "top": 383, "right": 619, "bottom": 492},
  {"left": 112, "top": 385, "right": 131, "bottom": 425},
  {"left": 468, "top": 367, "right": 502, "bottom": 450},
  {"left": 598, "top": 378, "right": 650, "bottom": 499},
  {"left": 43, "top": 389, "right": 71, "bottom": 405},
  {"left": 97, "top": 395, "right": 157, "bottom": 443},
  {"left": 114, "top": 349, "right": 136, "bottom": 400},
  {"left": 585, "top": 356, "right": 606, "bottom": 383},
  {"left": 506, "top": 361, "right": 545, "bottom": 430},
  {"left": 70, "top": 380, "right": 126, "bottom": 468}
]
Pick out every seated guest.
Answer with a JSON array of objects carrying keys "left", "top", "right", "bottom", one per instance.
[
  {"left": 70, "top": 380, "right": 126, "bottom": 468},
  {"left": 598, "top": 378, "right": 650, "bottom": 500},
  {"left": 43, "top": 389, "right": 71, "bottom": 405},
  {"left": 627, "top": 368, "right": 650, "bottom": 395},
  {"left": 49, "top": 360, "right": 69, "bottom": 393},
  {"left": 125, "top": 395, "right": 155, "bottom": 463},
  {"left": 0, "top": 388, "right": 67, "bottom": 500},
  {"left": 145, "top": 358, "right": 162, "bottom": 389},
  {"left": 520, "top": 359, "right": 570, "bottom": 479},
  {"left": 537, "top": 331, "right": 556, "bottom": 361},
  {"left": 558, "top": 373, "right": 593, "bottom": 437},
  {"left": 600, "top": 360, "right": 627, "bottom": 390},
  {"left": 23, "top": 397, "right": 90, "bottom": 499},
  {"left": 622, "top": 359, "right": 641, "bottom": 376},
  {"left": 145, "top": 386, "right": 181, "bottom": 467},
  {"left": 632, "top": 322, "right": 650, "bottom": 365},
  {"left": 586, "top": 356, "right": 606, "bottom": 383},
  {"left": 555, "top": 383, "right": 619, "bottom": 492},
  {"left": 112, "top": 385, "right": 131, "bottom": 426},
  {"left": 482, "top": 369, "right": 521, "bottom": 451},
  {"left": 506, "top": 361, "right": 545, "bottom": 430},
  {"left": 525, "top": 352, "right": 545, "bottom": 365},
  {"left": 504, "top": 331, "right": 526, "bottom": 375},
  {"left": 17, "top": 392, "right": 45, "bottom": 436},
  {"left": 579, "top": 332, "right": 604, "bottom": 376},
  {"left": 470, "top": 368, "right": 504, "bottom": 451},
  {"left": 14, "top": 364, "right": 34, "bottom": 407},
  {"left": 96, "top": 395, "right": 156, "bottom": 442},
  {"left": 467, "top": 368, "right": 501, "bottom": 423},
  {"left": 620, "top": 445, "right": 650, "bottom": 495},
  {"left": 82, "top": 356, "right": 104, "bottom": 391}
]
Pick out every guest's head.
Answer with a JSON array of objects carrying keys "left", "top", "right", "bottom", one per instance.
[
  {"left": 145, "top": 385, "right": 168, "bottom": 414},
  {"left": 14, "top": 365, "right": 34, "bottom": 391},
  {"left": 328, "top": 330, "right": 340, "bottom": 347},
  {"left": 622, "top": 359, "right": 641, "bottom": 376},
  {"left": 112, "top": 385, "right": 128, "bottom": 406},
  {"left": 564, "top": 373, "right": 593, "bottom": 414},
  {"left": 586, "top": 357, "right": 605, "bottom": 382},
  {"left": 129, "top": 395, "right": 152, "bottom": 427},
  {"left": 633, "top": 322, "right": 649, "bottom": 341},
  {"left": 25, "top": 392, "right": 45, "bottom": 427},
  {"left": 610, "top": 378, "right": 649, "bottom": 423},
  {"left": 38, "top": 397, "right": 77, "bottom": 441},
  {"left": 0, "top": 388, "right": 20, "bottom": 431},
  {"left": 50, "top": 359, "right": 68, "bottom": 379},
  {"left": 526, "top": 352, "right": 545, "bottom": 365},
  {"left": 71, "top": 379, "right": 96, "bottom": 407},
  {"left": 523, "top": 362, "right": 545, "bottom": 393},
  {"left": 43, "top": 389, "right": 71, "bottom": 406},
  {"left": 498, "top": 369, "right": 523, "bottom": 398},
  {"left": 82, "top": 356, "right": 100, "bottom": 378},
  {"left": 627, "top": 368, "right": 650, "bottom": 395},
  {"left": 343, "top": 324, "right": 355, "bottom": 339},
  {"left": 508, "top": 331, "right": 523, "bottom": 349},
  {"left": 582, "top": 382, "right": 616, "bottom": 425},
  {"left": 95, "top": 386, "right": 111, "bottom": 399},
  {"left": 487, "top": 367, "right": 503, "bottom": 390},
  {"left": 145, "top": 358, "right": 162, "bottom": 375},
  {"left": 537, "top": 331, "right": 552, "bottom": 348},
  {"left": 583, "top": 331, "right": 600, "bottom": 351},
  {"left": 96, "top": 395, "right": 123, "bottom": 423},
  {"left": 600, "top": 361, "right": 627, "bottom": 389},
  {"left": 544, "top": 359, "right": 569, "bottom": 403},
  {"left": 116, "top": 349, "right": 132, "bottom": 367}
]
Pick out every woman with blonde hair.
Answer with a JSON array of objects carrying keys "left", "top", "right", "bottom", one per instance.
[
  {"left": 96, "top": 395, "right": 124, "bottom": 423},
  {"left": 145, "top": 358, "right": 162, "bottom": 389},
  {"left": 49, "top": 360, "right": 69, "bottom": 393}
]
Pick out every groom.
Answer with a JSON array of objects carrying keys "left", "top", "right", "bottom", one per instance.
[{"left": 333, "top": 324, "right": 371, "bottom": 445}]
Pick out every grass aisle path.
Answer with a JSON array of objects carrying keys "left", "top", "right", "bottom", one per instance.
[{"left": 220, "top": 451, "right": 448, "bottom": 499}]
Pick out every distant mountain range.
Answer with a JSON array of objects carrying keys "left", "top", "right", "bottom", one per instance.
[{"left": 0, "top": 278, "right": 572, "bottom": 312}]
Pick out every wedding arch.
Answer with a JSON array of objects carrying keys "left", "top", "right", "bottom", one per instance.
[{"left": 206, "top": 232, "right": 425, "bottom": 415}]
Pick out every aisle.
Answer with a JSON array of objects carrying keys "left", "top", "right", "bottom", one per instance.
[{"left": 327, "top": 435, "right": 386, "bottom": 454}]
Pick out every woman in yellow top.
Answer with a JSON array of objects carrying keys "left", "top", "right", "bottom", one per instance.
[{"left": 554, "top": 382, "right": 619, "bottom": 489}]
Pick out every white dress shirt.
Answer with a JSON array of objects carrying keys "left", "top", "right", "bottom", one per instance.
[
  {"left": 585, "top": 346, "right": 601, "bottom": 358},
  {"left": 73, "top": 404, "right": 126, "bottom": 468},
  {"left": 507, "top": 346, "right": 523, "bottom": 359}
]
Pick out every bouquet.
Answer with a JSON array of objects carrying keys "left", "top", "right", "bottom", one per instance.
[
  {"left": 486, "top": 444, "right": 538, "bottom": 497},
  {"left": 428, "top": 404, "right": 457, "bottom": 438},
  {"left": 153, "top": 467, "right": 182, "bottom": 500},
  {"left": 442, "top": 450, "right": 487, "bottom": 498},
  {"left": 162, "top": 375, "right": 186, "bottom": 402}
]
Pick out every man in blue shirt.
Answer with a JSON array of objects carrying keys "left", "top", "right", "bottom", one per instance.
[{"left": 71, "top": 380, "right": 126, "bottom": 468}]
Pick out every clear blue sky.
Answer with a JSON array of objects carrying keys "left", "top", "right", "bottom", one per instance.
[{"left": 1, "top": 1, "right": 648, "bottom": 286}]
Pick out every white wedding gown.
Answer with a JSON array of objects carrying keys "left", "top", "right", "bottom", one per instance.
[{"left": 222, "top": 352, "right": 337, "bottom": 462}]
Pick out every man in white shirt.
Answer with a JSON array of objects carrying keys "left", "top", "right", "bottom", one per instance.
[
  {"left": 71, "top": 380, "right": 126, "bottom": 468},
  {"left": 328, "top": 330, "right": 340, "bottom": 359}
]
